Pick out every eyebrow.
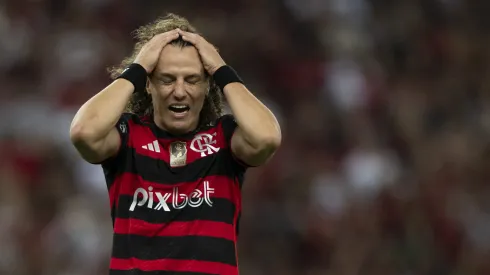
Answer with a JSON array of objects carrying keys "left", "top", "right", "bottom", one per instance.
[
  {"left": 155, "top": 73, "right": 175, "bottom": 79},
  {"left": 155, "top": 73, "right": 203, "bottom": 81},
  {"left": 185, "top": 74, "right": 202, "bottom": 80}
]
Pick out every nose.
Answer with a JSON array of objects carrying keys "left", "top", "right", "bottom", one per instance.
[{"left": 173, "top": 79, "right": 186, "bottom": 100}]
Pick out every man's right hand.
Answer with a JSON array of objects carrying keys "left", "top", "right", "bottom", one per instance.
[{"left": 134, "top": 29, "right": 180, "bottom": 73}]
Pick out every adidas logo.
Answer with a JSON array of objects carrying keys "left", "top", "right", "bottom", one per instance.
[{"left": 142, "top": 140, "right": 161, "bottom": 153}]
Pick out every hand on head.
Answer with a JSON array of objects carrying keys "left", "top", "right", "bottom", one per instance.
[
  {"left": 176, "top": 29, "right": 226, "bottom": 75},
  {"left": 134, "top": 28, "right": 226, "bottom": 76},
  {"left": 133, "top": 29, "right": 180, "bottom": 73}
]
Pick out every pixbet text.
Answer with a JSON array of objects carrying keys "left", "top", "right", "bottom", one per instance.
[{"left": 129, "top": 181, "right": 214, "bottom": 212}]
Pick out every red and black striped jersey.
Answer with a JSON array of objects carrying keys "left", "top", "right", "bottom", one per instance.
[{"left": 100, "top": 113, "right": 248, "bottom": 275}]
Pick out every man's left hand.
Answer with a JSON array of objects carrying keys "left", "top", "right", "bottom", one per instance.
[{"left": 177, "top": 29, "right": 226, "bottom": 75}]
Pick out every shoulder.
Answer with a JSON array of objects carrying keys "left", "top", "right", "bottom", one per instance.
[
  {"left": 112, "top": 113, "right": 151, "bottom": 154},
  {"left": 199, "top": 114, "right": 237, "bottom": 136},
  {"left": 119, "top": 112, "right": 147, "bottom": 125},
  {"left": 215, "top": 114, "right": 237, "bottom": 144},
  {"left": 200, "top": 114, "right": 235, "bottom": 129},
  {"left": 217, "top": 114, "right": 236, "bottom": 125},
  {"left": 101, "top": 113, "right": 149, "bottom": 168},
  {"left": 116, "top": 113, "right": 152, "bottom": 132}
]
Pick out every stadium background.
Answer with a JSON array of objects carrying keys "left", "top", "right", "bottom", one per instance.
[{"left": 1, "top": 0, "right": 490, "bottom": 274}]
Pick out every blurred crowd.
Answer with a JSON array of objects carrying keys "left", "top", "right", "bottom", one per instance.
[{"left": 2, "top": 0, "right": 490, "bottom": 274}]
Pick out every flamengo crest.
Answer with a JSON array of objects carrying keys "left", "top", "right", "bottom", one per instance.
[{"left": 190, "top": 133, "right": 220, "bottom": 157}]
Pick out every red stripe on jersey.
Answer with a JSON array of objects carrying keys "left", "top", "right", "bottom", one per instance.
[
  {"left": 113, "top": 218, "right": 235, "bottom": 240},
  {"left": 110, "top": 258, "right": 238, "bottom": 275},
  {"left": 128, "top": 120, "right": 228, "bottom": 166}
]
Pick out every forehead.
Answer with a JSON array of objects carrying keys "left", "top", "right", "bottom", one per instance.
[{"left": 154, "top": 45, "right": 204, "bottom": 76}]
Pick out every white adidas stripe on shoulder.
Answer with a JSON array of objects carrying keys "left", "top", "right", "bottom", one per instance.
[{"left": 141, "top": 140, "right": 160, "bottom": 153}]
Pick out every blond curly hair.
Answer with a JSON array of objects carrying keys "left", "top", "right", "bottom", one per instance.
[{"left": 108, "top": 13, "right": 224, "bottom": 126}]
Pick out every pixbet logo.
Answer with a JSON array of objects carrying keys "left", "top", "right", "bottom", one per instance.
[
  {"left": 129, "top": 181, "right": 214, "bottom": 212},
  {"left": 190, "top": 133, "right": 220, "bottom": 157}
]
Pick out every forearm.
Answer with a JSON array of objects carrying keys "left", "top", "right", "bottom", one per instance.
[
  {"left": 70, "top": 79, "right": 134, "bottom": 142},
  {"left": 223, "top": 83, "right": 281, "bottom": 148}
]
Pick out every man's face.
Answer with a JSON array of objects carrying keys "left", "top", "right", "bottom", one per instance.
[{"left": 147, "top": 44, "right": 208, "bottom": 134}]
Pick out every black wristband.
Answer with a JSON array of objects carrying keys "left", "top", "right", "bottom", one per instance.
[
  {"left": 117, "top": 63, "right": 147, "bottom": 93},
  {"left": 212, "top": 65, "right": 243, "bottom": 91}
]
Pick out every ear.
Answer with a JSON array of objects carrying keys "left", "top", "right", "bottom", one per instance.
[
  {"left": 205, "top": 79, "right": 211, "bottom": 96},
  {"left": 146, "top": 76, "right": 152, "bottom": 94}
]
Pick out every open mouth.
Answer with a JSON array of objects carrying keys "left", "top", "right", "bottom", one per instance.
[{"left": 168, "top": 104, "right": 190, "bottom": 114}]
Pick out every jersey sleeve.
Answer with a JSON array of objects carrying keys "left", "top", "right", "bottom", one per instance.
[
  {"left": 100, "top": 113, "right": 133, "bottom": 167},
  {"left": 221, "top": 114, "right": 236, "bottom": 148},
  {"left": 115, "top": 113, "right": 132, "bottom": 152},
  {"left": 220, "top": 114, "right": 253, "bottom": 169}
]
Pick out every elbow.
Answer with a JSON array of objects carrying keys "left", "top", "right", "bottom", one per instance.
[
  {"left": 248, "top": 133, "right": 281, "bottom": 166},
  {"left": 263, "top": 132, "right": 282, "bottom": 152},
  {"left": 232, "top": 127, "right": 282, "bottom": 167},
  {"left": 69, "top": 122, "right": 96, "bottom": 145},
  {"left": 256, "top": 129, "right": 282, "bottom": 153}
]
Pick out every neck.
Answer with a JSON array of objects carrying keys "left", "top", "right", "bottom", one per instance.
[{"left": 152, "top": 113, "right": 199, "bottom": 135}]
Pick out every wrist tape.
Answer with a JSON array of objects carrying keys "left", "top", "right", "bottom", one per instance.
[
  {"left": 212, "top": 65, "right": 243, "bottom": 91},
  {"left": 117, "top": 63, "right": 147, "bottom": 93}
]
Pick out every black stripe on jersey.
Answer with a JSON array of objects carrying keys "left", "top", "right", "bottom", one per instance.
[
  {"left": 116, "top": 196, "right": 236, "bottom": 225},
  {"left": 235, "top": 211, "right": 241, "bottom": 236},
  {"left": 112, "top": 234, "right": 237, "bottom": 266},
  {"left": 119, "top": 148, "right": 241, "bottom": 185},
  {"left": 110, "top": 270, "right": 215, "bottom": 275}
]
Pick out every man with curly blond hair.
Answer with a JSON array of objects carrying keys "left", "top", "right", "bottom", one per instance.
[{"left": 70, "top": 13, "right": 281, "bottom": 275}]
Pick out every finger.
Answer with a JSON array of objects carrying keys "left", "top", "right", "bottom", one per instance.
[
  {"left": 177, "top": 29, "right": 197, "bottom": 38},
  {"left": 160, "top": 31, "right": 180, "bottom": 44},
  {"left": 155, "top": 30, "right": 179, "bottom": 44},
  {"left": 149, "top": 30, "right": 177, "bottom": 43},
  {"left": 146, "top": 31, "right": 178, "bottom": 50},
  {"left": 177, "top": 29, "right": 200, "bottom": 45}
]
